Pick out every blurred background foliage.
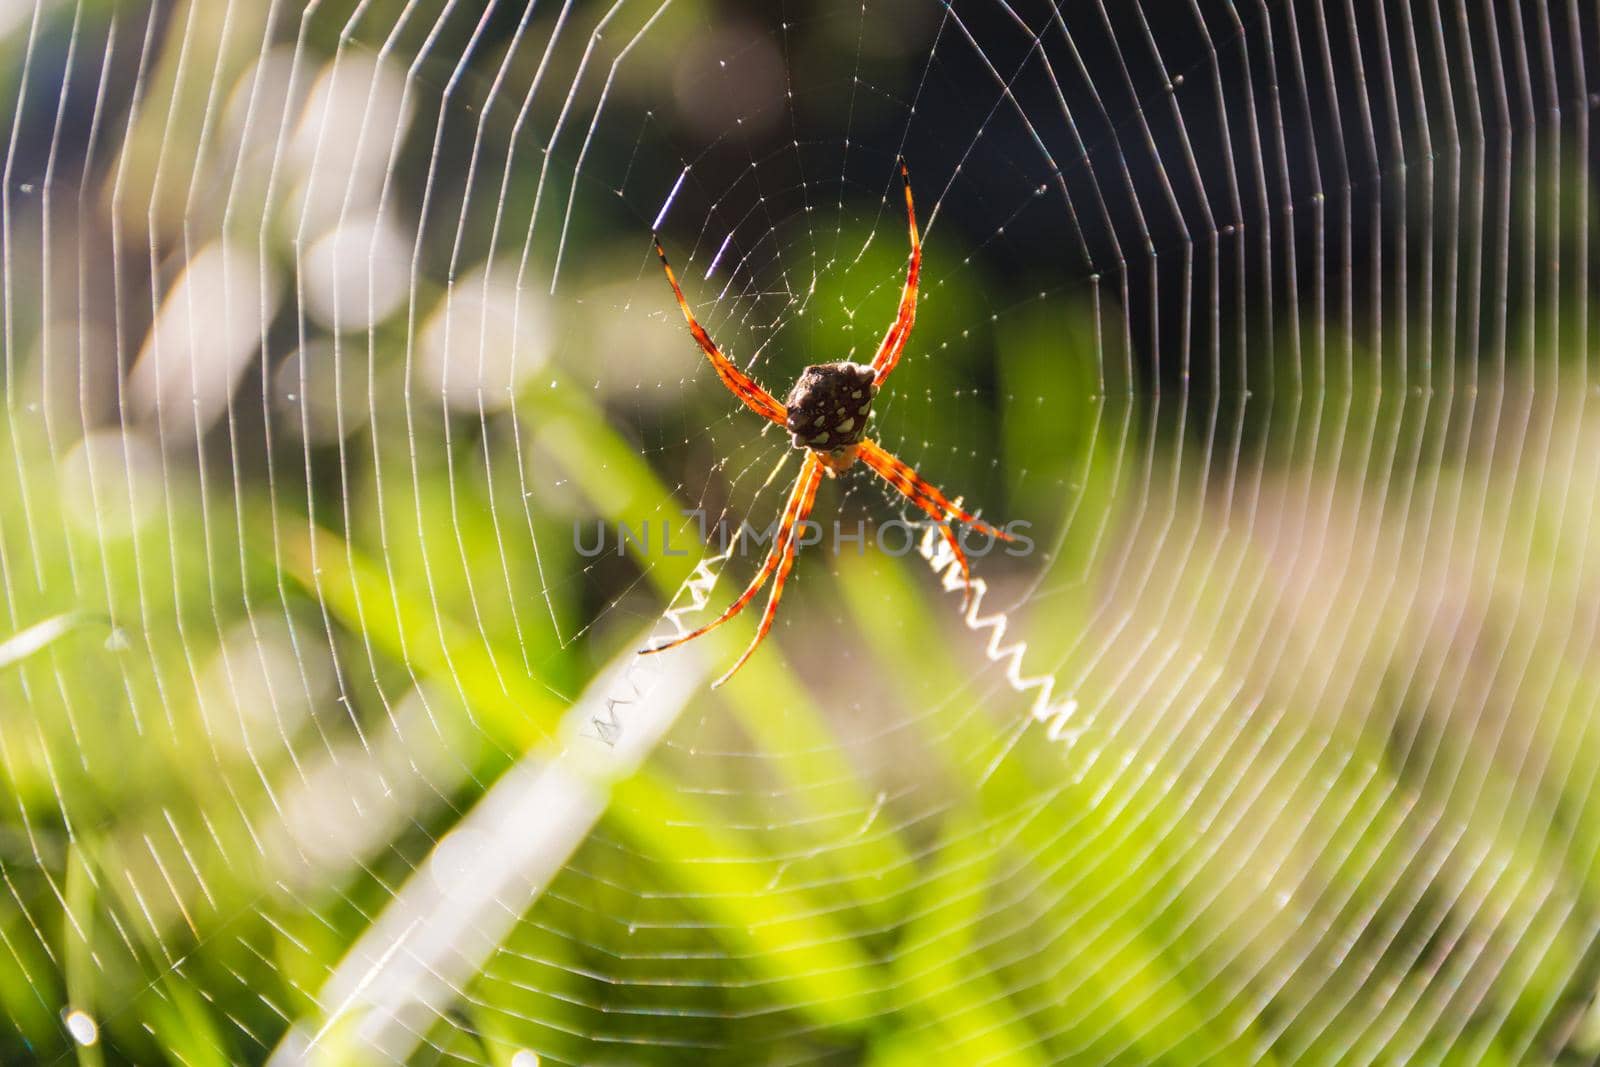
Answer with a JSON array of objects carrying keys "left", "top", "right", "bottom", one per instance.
[{"left": 1, "top": 0, "right": 1600, "bottom": 1064}]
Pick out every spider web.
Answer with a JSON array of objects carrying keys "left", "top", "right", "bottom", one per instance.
[{"left": 1, "top": 0, "right": 1599, "bottom": 1063}]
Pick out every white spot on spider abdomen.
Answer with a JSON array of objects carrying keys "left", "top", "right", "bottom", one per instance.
[{"left": 785, "top": 361, "right": 877, "bottom": 452}]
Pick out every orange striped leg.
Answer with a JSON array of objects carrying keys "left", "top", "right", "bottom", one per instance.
[
  {"left": 857, "top": 438, "right": 1014, "bottom": 540},
  {"left": 857, "top": 437, "right": 1012, "bottom": 608},
  {"left": 869, "top": 162, "right": 921, "bottom": 387},
  {"left": 641, "top": 452, "right": 823, "bottom": 657},
  {"left": 654, "top": 237, "right": 788, "bottom": 425},
  {"left": 714, "top": 461, "right": 824, "bottom": 687}
]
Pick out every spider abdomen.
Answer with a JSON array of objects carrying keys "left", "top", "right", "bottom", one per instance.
[{"left": 784, "top": 361, "right": 877, "bottom": 454}]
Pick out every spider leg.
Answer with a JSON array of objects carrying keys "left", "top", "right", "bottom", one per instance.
[
  {"left": 857, "top": 437, "right": 1012, "bottom": 607},
  {"left": 868, "top": 162, "right": 921, "bottom": 387},
  {"left": 641, "top": 452, "right": 824, "bottom": 658},
  {"left": 857, "top": 438, "right": 1015, "bottom": 541},
  {"left": 654, "top": 237, "right": 788, "bottom": 425},
  {"left": 713, "top": 459, "right": 825, "bottom": 688}
]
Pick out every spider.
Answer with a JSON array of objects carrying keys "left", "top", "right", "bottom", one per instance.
[{"left": 643, "top": 163, "right": 1014, "bottom": 686}]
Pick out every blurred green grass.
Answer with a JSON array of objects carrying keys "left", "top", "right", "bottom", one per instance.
[{"left": 7, "top": 279, "right": 1600, "bottom": 1063}]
